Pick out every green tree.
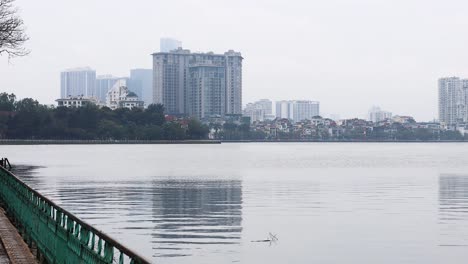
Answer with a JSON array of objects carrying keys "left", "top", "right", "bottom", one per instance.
[
  {"left": 14, "top": 98, "right": 39, "bottom": 112},
  {"left": 97, "top": 120, "right": 124, "bottom": 139},
  {"left": 163, "top": 122, "right": 185, "bottom": 140},
  {"left": 187, "top": 119, "right": 209, "bottom": 139},
  {"left": 0, "top": 92, "right": 15, "bottom": 111},
  {"left": 146, "top": 104, "right": 165, "bottom": 126}
]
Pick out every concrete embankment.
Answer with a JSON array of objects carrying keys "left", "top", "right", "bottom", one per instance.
[{"left": 0, "top": 139, "right": 221, "bottom": 145}]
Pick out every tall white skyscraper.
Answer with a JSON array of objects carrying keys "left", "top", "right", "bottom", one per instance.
[
  {"left": 60, "top": 67, "right": 96, "bottom": 98},
  {"left": 276, "top": 100, "right": 320, "bottom": 122},
  {"left": 160, "top": 38, "right": 182, "bottom": 52},
  {"left": 439, "top": 77, "right": 468, "bottom": 125}
]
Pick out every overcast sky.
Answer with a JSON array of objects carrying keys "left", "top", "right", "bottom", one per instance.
[{"left": 1, "top": 0, "right": 468, "bottom": 121}]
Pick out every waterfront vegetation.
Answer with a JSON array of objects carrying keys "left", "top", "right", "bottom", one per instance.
[
  {"left": 0, "top": 93, "right": 209, "bottom": 140},
  {"left": 0, "top": 93, "right": 466, "bottom": 141}
]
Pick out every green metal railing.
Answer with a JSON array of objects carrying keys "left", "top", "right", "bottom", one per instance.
[{"left": 0, "top": 166, "right": 151, "bottom": 264}]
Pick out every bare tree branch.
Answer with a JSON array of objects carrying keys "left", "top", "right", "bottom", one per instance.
[{"left": 0, "top": 0, "right": 29, "bottom": 59}]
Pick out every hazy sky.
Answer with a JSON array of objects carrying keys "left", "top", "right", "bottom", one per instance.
[{"left": 1, "top": 0, "right": 468, "bottom": 121}]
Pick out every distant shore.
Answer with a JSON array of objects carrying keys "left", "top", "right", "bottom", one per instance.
[
  {"left": 0, "top": 139, "right": 221, "bottom": 145},
  {"left": 0, "top": 139, "right": 467, "bottom": 145},
  {"left": 222, "top": 139, "right": 468, "bottom": 143}
]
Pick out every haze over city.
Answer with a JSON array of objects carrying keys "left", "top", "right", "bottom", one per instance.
[
  {"left": 2, "top": 0, "right": 468, "bottom": 121},
  {"left": 4, "top": 0, "right": 468, "bottom": 263}
]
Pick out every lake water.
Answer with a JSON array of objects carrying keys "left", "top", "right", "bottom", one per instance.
[{"left": 3, "top": 143, "right": 468, "bottom": 263}]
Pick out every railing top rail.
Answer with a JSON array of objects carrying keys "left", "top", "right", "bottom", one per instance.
[{"left": 0, "top": 166, "right": 152, "bottom": 264}]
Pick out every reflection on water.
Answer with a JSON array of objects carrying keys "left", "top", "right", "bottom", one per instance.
[
  {"left": 10, "top": 165, "right": 44, "bottom": 185},
  {"left": 151, "top": 180, "right": 242, "bottom": 258},
  {"left": 6, "top": 143, "right": 468, "bottom": 263},
  {"left": 439, "top": 174, "right": 468, "bottom": 247},
  {"left": 33, "top": 178, "right": 242, "bottom": 261}
]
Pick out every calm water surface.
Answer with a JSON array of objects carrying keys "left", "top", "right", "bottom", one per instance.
[{"left": 3, "top": 143, "right": 468, "bottom": 263}]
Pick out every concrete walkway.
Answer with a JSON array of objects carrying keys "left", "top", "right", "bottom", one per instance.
[
  {"left": 0, "top": 240, "right": 10, "bottom": 264},
  {"left": 0, "top": 208, "right": 36, "bottom": 264}
]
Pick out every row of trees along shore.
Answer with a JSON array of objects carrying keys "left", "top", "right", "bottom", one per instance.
[
  {"left": 0, "top": 93, "right": 209, "bottom": 140},
  {"left": 1, "top": 92, "right": 466, "bottom": 141}
]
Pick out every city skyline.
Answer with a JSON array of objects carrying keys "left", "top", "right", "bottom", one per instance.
[
  {"left": 36, "top": 62, "right": 468, "bottom": 123},
  {"left": 2, "top": 0, "right": 468, "bottom": 121}
]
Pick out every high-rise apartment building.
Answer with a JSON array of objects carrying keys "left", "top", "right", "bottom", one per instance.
[
  {"left": 438, "top": 77, "right": 468, "bottom": 125},
  {"left": 243, "top": 99, "right": 273, "bottom": 123},
  {"left": 188, "top": 65, "right": 226, "bottom": 119},
  {"left": 368, "top": 106, "right": 392, "bottom": 123},
  {"left": 160, "top": 38, "right": 182, "bottom": 52},
  {"left": 95, "top": 75, "right": 120, "bottom": 104},
  {"left": 276, "top": 100, "right": 293, "bottom": 119},
  {"left": 152, "top": 48, "right": 243, "bottom": 119},
  {"left": 129, "top": 69, "right": 153, "bottom": 106},
  {"left": 275, "top": 100, "right": 320, "bottom": 122},
  {"left": 60, "top": 67, "right": 96, "bottom": 98},
  {"left": 292, "top": 100, "right": 320, "bottom": 122}
]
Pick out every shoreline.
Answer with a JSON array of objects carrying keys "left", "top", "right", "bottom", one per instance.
[
  {"left": 0, "top": 139, "right": 467, "bottom": 145},
  {"left": 222, "top": 140, "right": 468, "bottom": 143},
  {"left": 0, "top": 139, "right": 221, "bottom": 145}
]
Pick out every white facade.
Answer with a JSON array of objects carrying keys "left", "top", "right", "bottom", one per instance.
[
  {"left": 439, "top": 77, "right": 468, "bottom": 125},
  {"left": 292, "top": 100, "right": 320, "bottom": 122},
  {"left": 60, "top": 67, "right": 96, "bottom": 98},
  {"left": 106, "top": 79, "right": 144, "bottom": 110},
  {"left": 275, "top": 100, "right": 320, "bottom": 122},
  {"left": 160, "top": 38, "right": 182, "bottom": 52},
  {"left": 276, "top": 100, "right": 292, "bottom": 119},
  {"left": 243, "top": 99, "right": 273, "bottom": 123},
  {"left": 56, "top": 96, "right": 97, "bottom": 107},
  {"left": 368, "top": 106, "right": 392, "bottom": 123}
]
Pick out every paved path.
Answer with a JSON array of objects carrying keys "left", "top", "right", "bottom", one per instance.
[
  {"left": 0, "top": 240, "right": 10, "bottom": 264},
  {"left": 0, "top": 208, "right": 36, "bottom": 264}
]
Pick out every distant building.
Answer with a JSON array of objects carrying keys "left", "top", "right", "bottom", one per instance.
[
  {"left": 243, "top": 99, "right": 273, "bottom": 123},
  {"left": 276, "top": 100, "right": 293, "bottom": 119},
  {"left": 392, "top": 115, "right": 415, "bottom": 124},
  {"left": 129, "top": 69, "right": 153, "bottom": 106},
  {"left": 119, "top": 92, "right": 145, "bottom": 110},
  {"left": 60, "top": 67, "right": 96, "bottom": 98},
  {"left": 152, "top": 48, "right": 243, "bottom": 118},
  {"left": 188, "top": 65, "right": 226, "bottom": 119},
  {"left": 243, "top": 104, "right": 264, "bottom": 123},
  {"left": 275, "top": 100, "right": 320, "bottom": 122},
  {"left": 368, "top": 106, "right": 392, "bottom": 123},
  {"left": 95, "top": 75, "right": 120, "bottom": 104},
  {"left": 56, "top": 96, "right": 97, "bottom": 108},
  {"left": 160, "top": 38, "right": 182, "bottom": 52},
  {"left": 292, "top": 100, "right": 320, "bottom": 122},
  {"left": 438, "top": 77, "right": 468, "bottom": 125},
  {"left": 106, "top": 79, "right": 144, "bottom": 110}
]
